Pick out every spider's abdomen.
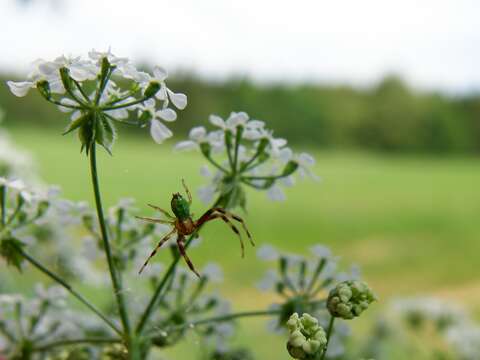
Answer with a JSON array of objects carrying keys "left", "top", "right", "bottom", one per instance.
[{"left": 171, "top": 193, "right": 190, "bottom": 220}]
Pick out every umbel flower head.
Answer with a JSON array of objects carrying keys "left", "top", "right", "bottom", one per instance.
[
  {"left": 327, "top": 280, "right": 377, "bottom": 320},
  {"left": 175, "top": 112, "right": 317, "bottom": 209},
  {"left": 286, "top": 313, "right": 327, "bottom": 359},
  {"left": 7, "top": 49, "right": 187, "bottom": 154}
]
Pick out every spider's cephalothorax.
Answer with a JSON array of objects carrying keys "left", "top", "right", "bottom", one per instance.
[{"left": 136, "top": 179, "right": 254, "bottom": 277}]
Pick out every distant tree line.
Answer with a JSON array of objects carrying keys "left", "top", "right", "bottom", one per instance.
[{"left": 2, "top": 73, "right": 479, "bottom": 154}]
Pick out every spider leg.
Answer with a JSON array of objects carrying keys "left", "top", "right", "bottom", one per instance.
[
  {"left": 195, "top": 212, "right": 245, "bottom": 258},
  {"left": 212, "top": 208, "right": 254, "bottom": 246},
  {"left": 138, "top": 228, "right": 176, "bottom": 274},
  {"left": 135, "top": 216, "right": 173, "bottom": 225},
  {"left": 177, "top": 235, "right": 200, "bottom": 277},
  {"left": 181, "top": 178, "right": 192, "bottom": 205},
  {"left": 147, "top": 204, "right": 175, "bottom": 219}
]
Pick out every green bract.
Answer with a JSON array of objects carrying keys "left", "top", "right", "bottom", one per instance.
[
  {"left": 286, "top": 313, "right": 327, "bottom": 359},
  {"left": 327, "top": 280, "right": 377, "bottom": 320}
]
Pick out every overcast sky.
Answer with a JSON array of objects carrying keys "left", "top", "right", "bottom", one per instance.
[{"left": 1, "top": 0, "right": 479, "bottom": 93}]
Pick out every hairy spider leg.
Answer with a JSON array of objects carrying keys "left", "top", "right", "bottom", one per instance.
[
  {"left": 195, "top": 209, "right": 246, "bottom": 257},
  {"left": 147, "top": 204, "right": 175, "bottom": 219},
  {"left": 135, "top": 216, "right": 173, "bottom": 225},
  {"left": 211, "top": 208, "right": 255, "bottom": 246},
  {"left": 138, "top": 228, "right": 177, "bottom": 274},
  {"left": 177, "top": 235, "right": 200, "bottom": 277},
  {"left": 181, "top": 178, "right": 192, "bottom": 205}
]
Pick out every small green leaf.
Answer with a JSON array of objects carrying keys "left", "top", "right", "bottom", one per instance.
[
  {"left": 63, "top": 112, "right": 91, "bottom": 135},
  {"left": 0, "top": 237, "right": 25, "bottom": 271}
]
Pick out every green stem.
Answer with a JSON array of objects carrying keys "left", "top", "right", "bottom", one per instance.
[
  {"left": 205, "top": 155, "right": 228, "bottom": 173},
  {"left": 233, "top": 126, "right": 243, "bottom": 173},
  {"left": 135, "top": 236, "right": 195, "bottom": 335},
  {"left": 320, "top": 316, "right": 335, "bottom": 360},
  {"left": 158, "top": 309, "right": 281, "bottom": 335},
  {"left": 0, "top": 185, "right": 6, "bottom": 227},
  {"left": 15, "top": 245, "right": 121, "bottom": 335},
  {"left": 33, "top": 337, "right": 121, "bottom": 352},
  {"left": 89, "top": 143, "right": 132, "bottom": 338},
  {"left": 101, "top": 96, "right": 150, "bottom": 111},
  {"left": 73, "top": 79, "right": 91, "bottom": 102}
]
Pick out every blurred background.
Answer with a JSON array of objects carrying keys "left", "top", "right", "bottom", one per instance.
[{"left": 1, "top": 0, "right": 479, "bottom": 359}]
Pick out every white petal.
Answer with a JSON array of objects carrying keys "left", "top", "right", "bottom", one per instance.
[
  {"left": 58, "top": 98, "right": 77, "bottom": 113},
  {"left": 299, "top": 152, "right": 315, "bottom": 166},
  {"left": 197, "top": 185, "right": 215, "bottom": 204},
  {"left": 150, "top": 120, "right": 173, "bottom": 143},
  {"left": 267, "top": 186, "right": 286, "bottom": 201},
  {"left": 156, "top": 108, "right": 177, "bottom": 122},
  {"left": 167, "top": 89, "right": 187, "bottom": 110},
  {"left": 7, "top": 81, "right": 34, "bottom": 97},
  {"left": 310, "top": 245, "right": 332, "bottom": 259},
  {"left": 155, "top": 85, "right": 168, "bottom": 101},
  {"left": 209, "top": 114, "right": 225, "bottom": 128},
  {"left": 199, "top": 165, "right": 212, "bottom": 178},
  {"left": 189, "top": 126, "right": 206, "bottom": 141},
  {"left": 174, "top": 140, "right": 198, "bottom": 152},
  {"left": 153, "top": 66, "right": 168, "bottom": 81},
  {"left": 202, "top": 263, "right": 223, "bottom": 283},
  {"left": 247, "top": 120, "right": 265, "bottom": 129},
  {"left": 71, "top": 110, "right": 81, "bottom": 121},
  {"left": 257, "top": 244, "right": 279, "bottom": 261},
  {"left": 226, "top": 112, "right": 249, "bottom": 128}
]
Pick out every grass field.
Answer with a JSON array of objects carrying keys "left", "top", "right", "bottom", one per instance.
[{"left": 7, "top": 126, "right": 480, "bottom": 359}]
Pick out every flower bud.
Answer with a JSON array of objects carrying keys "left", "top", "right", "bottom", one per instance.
[
  {"left": 36, "top": 80, "right": 51, "bottom": 100},
  {"left": 327, "top": 280, "right": 377, "bottom": 320},
  {"left": 59, "top": 67, "right": 74, "bottom": 93},
  {"left": 139, "top": 110, "right": 153, "bottom": 124},
  {"left": 282, "top": 161, "right": 299, "bottom": 177},
  {"left": 200, "top": 142, "right": 211, "bottom": 158},
  {"left": 144, "top": 81, "right": 161, "bottom": 98},
  {"left": 286, "top": 313, "right": 327, "bottom": 359}
]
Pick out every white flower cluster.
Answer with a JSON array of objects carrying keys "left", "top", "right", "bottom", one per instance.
[
  {"left": 175, "top": 111, "right": 317, "bottom": 204},
  {"left": 7, "top": 49, "right": 187, "bottom": 145},
  {"left": 0, "top": 284, "right": 101, "bottom": 357},
  {"left": 391, "top": 297, "right": 480, "bottom": 360}
]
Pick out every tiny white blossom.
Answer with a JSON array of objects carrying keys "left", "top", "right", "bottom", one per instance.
[{"left": 202, "top": 263, "right": 224, "bottom": 283}]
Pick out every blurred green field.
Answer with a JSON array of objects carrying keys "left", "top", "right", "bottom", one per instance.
[{"left": 8, "top": 126, "right": 480, "bottom": 359}]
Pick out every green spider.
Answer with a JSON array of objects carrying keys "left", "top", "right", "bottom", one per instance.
[{"left": 136, "top": 179, "right": 254, "bottom": 277}]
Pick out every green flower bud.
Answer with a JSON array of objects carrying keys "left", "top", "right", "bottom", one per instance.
[
  {"left": 144, "top": 81, "right": 161, "bottom": 98},
  {"left": 139, "top": 110, "right": 153, "bottom": 124},
  {"left": 286, "top": 313, "right": 327, "bottom": 359},
  {"left": 36, "top": 80, "right": 51, "bottom": 100},
  {"left": 327, "top": 280, "right": 377, "bottom": 320},
  {"left": 200, "top": 142, "right": 211, "bottom": 157},
  {"left": 59, "top": 67, "right": 74, "bottom": 93},
  {"left": 282, "top": 161, "right": 299, "bottom": 177}
]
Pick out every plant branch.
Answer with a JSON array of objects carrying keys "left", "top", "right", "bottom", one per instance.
[
  {"left": 320, "top": 316, "right": 335, "bottom": 360},
  {"left": 15, "top": 245, "right": 121, "bottom": 335},
  {"left": 89, "top": 143, "right": 131, "bottom": 338},
  {"left": 33, "top": 337, "right": 121, "bottom": 352}
]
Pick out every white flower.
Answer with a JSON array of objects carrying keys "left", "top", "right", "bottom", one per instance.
[
  {"left": 294, "top": 152, "right": 319, "bottom": 180},
  {"left": 0, "top": 177, "right": 33, "bottom": 202},
  {"left": 197, "top": 185, "right": 216, "bottom": 204},
  {"left": 267, "top": 185, "right": 286, "bottom": 201},
  {"left": 137, "top": 99, "right": 176, "bottom": 143},
  {"left": 202, "top": 263, "right": 223, "bottom": 283},
  {"left": 209, "top": 112, "right": 249, "bottom": 132},
  {"left": 310, "top": 245, "right": 332, "bottom": 259},
  {"left": 174, "top": 126, "right": 208, "bottom": 151},
  {"left": 257, "top": 244, "right": 279, "bottom": 261}
]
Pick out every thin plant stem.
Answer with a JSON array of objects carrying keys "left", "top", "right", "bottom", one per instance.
[
  {"left": 89, "top": 143, "right": 131, "bottom": 338},
  {"left": 0, "top": 185, "right": 6, "bottom": 227},
  {"left": 33, "top": 337, "right": 121, "bottom": 352},
  {"left": 155, "top": 309, "right": 281, "bottom": 335},
  {"left": 320, "top": 316, "right": 335, "bottom": 360},
  {"left": 101, "top": 96, "right": 150, "bottom": 111},
  {"left": 15, "top": 245, "right": 121, "bottom": 335}
]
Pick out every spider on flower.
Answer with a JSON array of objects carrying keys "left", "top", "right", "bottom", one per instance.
[{"left": 136, "top": 179, "right": 254, "bottom": 277}]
